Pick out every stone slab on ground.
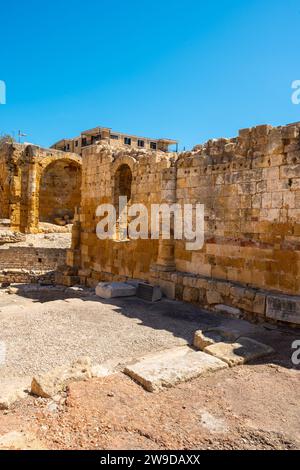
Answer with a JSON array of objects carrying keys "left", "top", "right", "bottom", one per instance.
[
  {"left": 95, "top": 282, "right": 136, "bottom": 299},
  {"left": 214, "top": 304, "right": 241, "bottom": 317},
  {"left": 204, "top": 337, "right": 275, "bottom": 367},
  {"left": 194, "top": 327, "right": 241, "bottom": 351},
  {"left": 124, "top": 346, "right": 228, "bottom": 392},
  {"left": 0, "top": 431, "right": 46, "bottom": 450},
  {"left": 31, "top": 357, "right": 92, "bottom": 398},
  {"left": 0, "top": 377, "right": 31, "bottom": 410},
  {"left": 193, "top": 320, "right": 259, "bottom": 351}
]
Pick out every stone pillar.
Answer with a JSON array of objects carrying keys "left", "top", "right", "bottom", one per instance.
[
  {"left": 26, "top": 163, "right": 39, "bottom": 233},
  {"left": 66, "top": 207, "right": 81, "bottom": 268},
  {"left": 152, "top": 162, "right": 177, "bottom": 272},
  {"left": 9, "top": 170, "right": 21, "bottom": 232}
]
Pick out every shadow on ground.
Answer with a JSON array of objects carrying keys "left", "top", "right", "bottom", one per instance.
[{"left": 2, "top": 283, "right": 299, "bottom": 372}]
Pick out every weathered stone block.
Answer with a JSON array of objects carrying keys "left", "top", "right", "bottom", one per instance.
[
  {"left": 194, "top": 327, "right": 241, "bottom": 351},
  {"left": 206, "top": 290, "right": 223, "bottom": 305},
  {"left": 31, "top": 357, "right": 92, "bottom": 398},
  {"left": 0, "top": 378, "right": 31, "bottom": 410},
  {"left": 124, "top": 346, "right": 228, "bottom": 392},
  {"left": 214, "top": 304, "right": 241, "bottom": 318},
  {"left": 95, "top": 282, "right": 136, "bottom": 299},
  {"left": 266, "top": 294, "right": 300, "bottom": 325},
  {"left": 204, "top": 337, "right": 274, "bottom": 367},
  {"left": 136, "top": 283, "right": 162, "bottom": 302}
]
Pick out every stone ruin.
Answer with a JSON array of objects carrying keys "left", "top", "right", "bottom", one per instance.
[
  {"left": 0, "top": 141, "right": 82, "bottom": 233},
  {"left": 1, "top": 122, "right": 300, "bottom": 325}
]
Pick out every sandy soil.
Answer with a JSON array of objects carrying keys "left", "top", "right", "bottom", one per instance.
[
  {"left": 0, "top": 285, "right": 299, "bottom": 450},
  {"left": 0, "top": 364, "right": 299, "bottom": 450}
]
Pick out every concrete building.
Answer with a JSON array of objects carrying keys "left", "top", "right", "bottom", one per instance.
[{"left": 51, "top": 126, "right": 178, "bottom": 155}]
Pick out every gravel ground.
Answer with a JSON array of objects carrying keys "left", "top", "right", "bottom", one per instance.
[
  {"left": 0, "top": 286, "right": 299, "bottom": 450},
  {"left": 8, "top": 232, "right": 72, "bottom": 249},
  {"left": 0, "top": 287, "right": 217, "bottom": 378},
  {"left": 0, "top": 285, "right": 298, "bottom": 380}
]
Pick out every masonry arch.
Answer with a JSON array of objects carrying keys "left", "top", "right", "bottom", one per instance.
[
  {"left": 114, "top": 163, "right": 133, "bottom": 204},
  {"left": 38, "top": 158, "right": 82, "bottom": 225},
  {"left": 113, "top": 163, "right": 133, "bottom": 241}
]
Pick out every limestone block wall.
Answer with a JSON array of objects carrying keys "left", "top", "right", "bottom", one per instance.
[
  {"left": 175, "top": 123, "right": 300, "bottom": 296},
  {"left": 0, "top": 143, "right": 82, "bottom": 233},
  {"left": 76, "top": 144, "right": 175, "bottom": 282},
  {"left": 0, "top": 246, "right": 66, "bottom": 270},
  {"left": 64, "top": 123, "right": 300, "bottom": 325},
  {"left": 0, "top": 245, "right": 66, "bottom": 283},
  {"left": 39, "top": 159, "right": 81, "bottom": 222}
]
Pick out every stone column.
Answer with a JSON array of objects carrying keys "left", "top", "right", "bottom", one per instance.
[
  {"left": 26, "top": 163, "right": 39, "bottom": 233},
  {"left": 9, "top": 170, "right": 21, "bottom": 232}
]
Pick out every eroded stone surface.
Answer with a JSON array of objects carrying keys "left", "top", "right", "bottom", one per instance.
[
  {"left": 194, "top": 327, "right": 241, "bottom": 351},
  {"left": 0, "top": 431, "right": 46, "bottom": 450},
  {"left": 204, "top": 337, "right": 274, "bottom": 367},
  {"left": 193, "top": 321, "right": 263, "bottom": 351},
  {"left": 95, "top": 282, "right": 136, "bottom": 299},
  {"left": 124, "top": 346, "right": 228, "bottom": 392},
  {"left": 266, "top": 294, "right": 300, "bottom": 325},
  {"left": 31, "top": 357, "right": 92, "bottom": 398},
  {"left": 0, "top": 377, "right": 31, "bottom": 409}
]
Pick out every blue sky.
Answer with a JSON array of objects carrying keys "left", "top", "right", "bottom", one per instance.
[{"left": 1, "top": 0, "right": 300, "bottom": 150}]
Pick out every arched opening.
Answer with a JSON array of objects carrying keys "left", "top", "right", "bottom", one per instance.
[
  {"left": 39, "top": 159, "right": 82, "bottom": 226},
  {"left": 113, "top": 164, "right": 132, "bottom": 240},
  {"left": 114, "top": 164, "right": 132, "bottom": 203}
]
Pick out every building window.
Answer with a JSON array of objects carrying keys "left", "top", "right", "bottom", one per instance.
[
  {"left": 110, "top": 134, "right": 119, "bottom": 140},
  {"left": 150, "top": 142, "right": 157, "bottom": 150},
  {"left": 124, "top": 137, "right": 131, "bottom": 146},
  {"left": 138, "top": 140, "right": 145, "bottom": 148},
  {"left": 82, "top": 138, "right": 87, "bottom": 147},
  {"left": 75, "top": 141, "right": 78, "bottom": 147},
  {"left": 66, "top": 143, "right": 70, "bottom": 151}
]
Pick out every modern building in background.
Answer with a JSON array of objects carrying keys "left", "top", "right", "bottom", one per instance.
[{"left": 51, "top": 126, "right": 178, "bottom": 155}]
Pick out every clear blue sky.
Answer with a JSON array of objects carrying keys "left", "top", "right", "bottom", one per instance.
[{"left": 1, "top": 0, "right": 300, "bottom": 150}]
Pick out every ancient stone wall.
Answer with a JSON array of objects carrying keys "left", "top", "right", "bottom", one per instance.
[
  {"left": 0, "top": 145, "right": 12, "bottom": 218},
  {"left": 0, "top": 245, "right": 66, "bottom": 283},
  {"left": 0, "top": 143, "right": 82, "bottom": 233},
  {"left": 63, "top": 123, "right": 300, "bottom": 325},
  {"left": 72, "top": 144, "right": 174, "bottom": 282},
  {"left": 174, "top": 124, "right": 300, "bottom": 295},
  {"left": 39, "top": 159, "right": 81, "bottom": 223}
]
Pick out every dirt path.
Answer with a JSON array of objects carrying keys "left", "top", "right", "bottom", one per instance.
[
  {"left": 0, "top": 286, "right": 299, "bottom": 450},
  {"left": 0, "top": 363, "right": 299, "bottom": 450}
]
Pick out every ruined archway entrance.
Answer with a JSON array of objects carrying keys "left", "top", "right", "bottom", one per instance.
[
  {"left": 114, "top": 163, "right": 132, "bottom": 204},
  {"left": 113, "top": 163, "right": 132, "bottom": 240},
  {"left": 39, "top": 159, "right": 82, "bottom": 226}
]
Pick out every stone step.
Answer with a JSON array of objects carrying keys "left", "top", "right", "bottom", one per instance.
[
  {"left": 204, "top": 337, "right": 274, "bottom": 367},
  {"left": 124, "top": 346, "right": 228, "bottom": 392}
]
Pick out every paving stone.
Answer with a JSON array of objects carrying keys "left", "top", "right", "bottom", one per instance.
[
  {"left": 194, "top": 327, "right": 241, "bottom": 351},
  {"left": 214, "top": 304, "right": 241, "bottom": 317},
  {"left": 204, "top": 337, "right": 275, "bottom": 367},
  {"left": 0, "top": 431, "right": 46, "bottom": 450},
  {"left": 31, "top": 357, "right": 92, "bottom": 398},
  {"left": 124, "top": 346, "right": 228, "bottom": 392},
  {"left": 95, "top": 282, "right": 136, "bottom": 299},
  {"left": 193, "top": 320, "right": 263, "bottom": 351},
  {"left": 0, "top": 377, "right": 31, "bottom": 409}
]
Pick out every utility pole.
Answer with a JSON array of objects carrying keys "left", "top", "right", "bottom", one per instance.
[{"left": 18, "top": 130, "right": 27, "bottom": 143}]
